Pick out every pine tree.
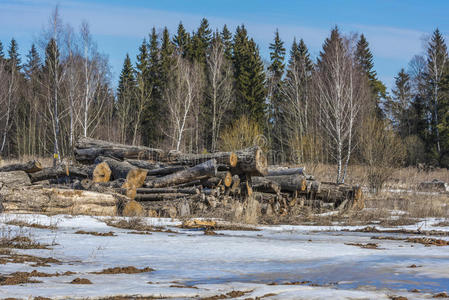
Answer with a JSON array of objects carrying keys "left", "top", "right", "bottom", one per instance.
[{"left": 355, "top": 34, "right": 386, "bottom": 118}]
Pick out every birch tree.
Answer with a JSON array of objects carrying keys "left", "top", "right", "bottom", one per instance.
[
  {"left": 206, "top": 33, "right": 234, "bottom": 152},
  {"left": 164, "top": 55, "right": 201, "bottom": 151},
  {"left": 314, "top": 28, "right": 368, "bottom": 183}
]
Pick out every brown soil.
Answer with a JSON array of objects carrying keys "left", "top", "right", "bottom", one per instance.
[
  {"left": 5, "top": 220, "right": 57, "bottom": 230},
  {"left": 390, "top": 296, "right": 408, "bottom": 300},
  {"left": 70, "top": 278, "right": 92, "bottom": 284},
  {"left": 0, "top": 235, "right": 49, "bottom": 249},
  {"left": 202, "top": 290, "right": 251, "bottom": 300},
  {"left": 75, "top": 230, "right": 116, "bottom": 237},
  {"left": 34, "top": 297, "right": 52, "bottom": 300},
  {"left": 181, "top": 219, "right": 260, "bottom": 231},
  {"left": 408, "top": 264, "right": 421, "bottom": 268},
  {"left": 91, "top": 266, "right": 155, "bottom": 274},
  {"left": 345, "top": 242, "right": 380, "bottom": 249}
]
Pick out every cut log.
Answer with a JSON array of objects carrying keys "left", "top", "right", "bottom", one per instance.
[
  {"left": 75, "top": 137, "right": 166, "bottom": 163},
  {"left": 145, "top": 159, "right": 217, "bottom": 188},
  {"left": 122, "top": 169, "right": 148, "bottom": 189},
  {"left": 0, "top": 160, "right": 42, "bottom": 173},
  {"left": 95, "top": 156, "right": 137, "bottom": 180},
  {"left": 217, "top": 171, "right": 233, "bottom": 188},
  {"left": 254, "top": 174, "right": 306, "bottom": 193},
  {"left": 168, "top": 151, "right": 237, "bottom": 168},
  {"left": 303, "top": 183, "right": 364, "bottom": 209},
  {"left": 267, "top": 167, "right": 305, "bottom": 177},
  {"left": 135, "top": 193, "right": 190, "bottom": 201},
  {"left": 0, "top": 186, "right": 122, "bottom": 215},
  {"left": 233, "top": 146, "right": 268, "bottom": 177},
  {"left": 137, "top": 187, "right": 200, "bottom": 195},
  {"left": 92, "top": 162, "right": 111, "bottom": 183},
  {"left": 28, "top": 165, "right": 90, "bottom": 183},
  {"left": 252, "top": 179, "right": 281, "bottom": 195},
  {"left": 0, "top": 170, "right": 31, "bottom": 186}
]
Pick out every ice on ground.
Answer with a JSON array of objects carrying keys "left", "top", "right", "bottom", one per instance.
[{"left": 0, "top": 213, "right": 448, "bottom": 299}]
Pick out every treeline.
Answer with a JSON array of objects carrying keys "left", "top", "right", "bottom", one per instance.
[{"left": 0, "top": 8, "right": 448, "bottom": 183}]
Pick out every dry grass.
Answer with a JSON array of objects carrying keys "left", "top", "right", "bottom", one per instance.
[
  {"left": 0, "top": 156, "right": 54, "bottom": 168},
  {"left": 5, "top": 220, "right": 58, "bottom": 230}
]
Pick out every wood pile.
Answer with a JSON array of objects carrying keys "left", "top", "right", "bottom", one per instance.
[{"left": 0, "top": 137, "right": 364, "bottom": 219}]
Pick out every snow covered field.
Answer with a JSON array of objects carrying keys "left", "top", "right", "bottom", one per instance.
[{"left": 1, "top": 213, "right": 449, "bottom": 299}]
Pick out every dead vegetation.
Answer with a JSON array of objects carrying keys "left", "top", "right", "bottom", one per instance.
[
  {"left": 0, "top": 270, "right": 75, "bottom": 285},
  {"left": 104, "top": 217, "right": 176, "bottom": 233},
  {"left": 70, "top": 277, "right": 92, "bottom": 284},
  {"left": 74, "top": 230, "right": 116, "bottom": 237},
  {"left": 201, "top": 290, "right": 252, "bottom": 300},
  {"left": 0, "top": 232, "right": 49, "bottom": 249},
  {"left": 372, "top": 236, "right": 449, "bottom": 246},
  {"left": 90, "top": 266, "right": 154, "bottom": 274},
  {"left": 5, "top": 220, "right": 58, "bottom": 230},
  {"left": 345, "top": 242, "right": 381, "bottom": 249}
]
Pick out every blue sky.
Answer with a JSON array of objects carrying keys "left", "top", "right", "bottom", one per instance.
[{"left": 0, "top": 0, "right": 448, "bottom": 91}]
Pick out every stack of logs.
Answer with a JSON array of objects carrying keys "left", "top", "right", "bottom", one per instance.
[{"left": 0, "top": 138, "right": 364, "bottom": 217}]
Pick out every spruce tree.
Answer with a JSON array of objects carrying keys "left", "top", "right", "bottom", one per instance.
[
  {"left": 117, "top": 54, "right": 137, "bottom": 143},
  {"left": 142, "top": 28, "right": 163, "bottom": 146},
  {"left": 24, "top": 44, "right": 40, "bottom": 78},
  {"left": 426, "top": 28, "right": 448, "bottom": 157},
  {"left": 388, "top": 69, "right": 413, "bottom": 137},
  {"left": 267, "top": 29, "right": 286, "bottom": 153},
  {"left": 173, "top": 22, "right": 190, "bottom": 57},
  {"left": 7, "top": 38, "right": 21, "bottom": 71},
  {"left": 232, "top": 26, "right": 266, "bottom": 128},
  {"left": 190, "top": 18, "right": 212, "bottom": 64},
  {"left": 355, "top": 34, "right": 386, "bottom": 118},
  {"left": 0, "top": 41, "right": 4, "bottom": 61},
  {"left": 221, "top": 24, "right": 233, "bottom": 60}
]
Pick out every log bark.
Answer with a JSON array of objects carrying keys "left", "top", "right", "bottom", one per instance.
[
  {"left": 137, "top": 187, "right": 200, "bottom": 195},
  {"left": 233, "top": 146, "right": 268, "bottom": 176},
  {"left": 145, "top": 159, "right": 217, "bottom": 188},
  {"left": 135, "top": 193, "right": 191, "bottom": 201},
  {"left": 0, "top": 186, "right": 121, "bottom": 215},
  {"left": 0, "top": 160, "right": 42, "bottom": 173},
  {"left": 267, "top": 166, "right": 305, "bottom": 177},
  {"left": 146, "top": 165, "right": 187, "bottom": 177},
  {"left": 301, "top": 182, "right": 364, "bottom": 209},
  {"left": 168, "top": 151, "right": 237, "bottom": 168},
  {"left": 125, "top": 159, "right": 162, "bottom": 170},
  {"left": 29, "top": 165, "right": 90, "bottom": 183},
  {"left": 254, "top": 174, "right": 306, "bottom": 193},
  {"left": 0, "top": 170, "right": 31, "bottom": 186},
  {"left": 75, "top": 137, "right": 166, "bottom": 163}
]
